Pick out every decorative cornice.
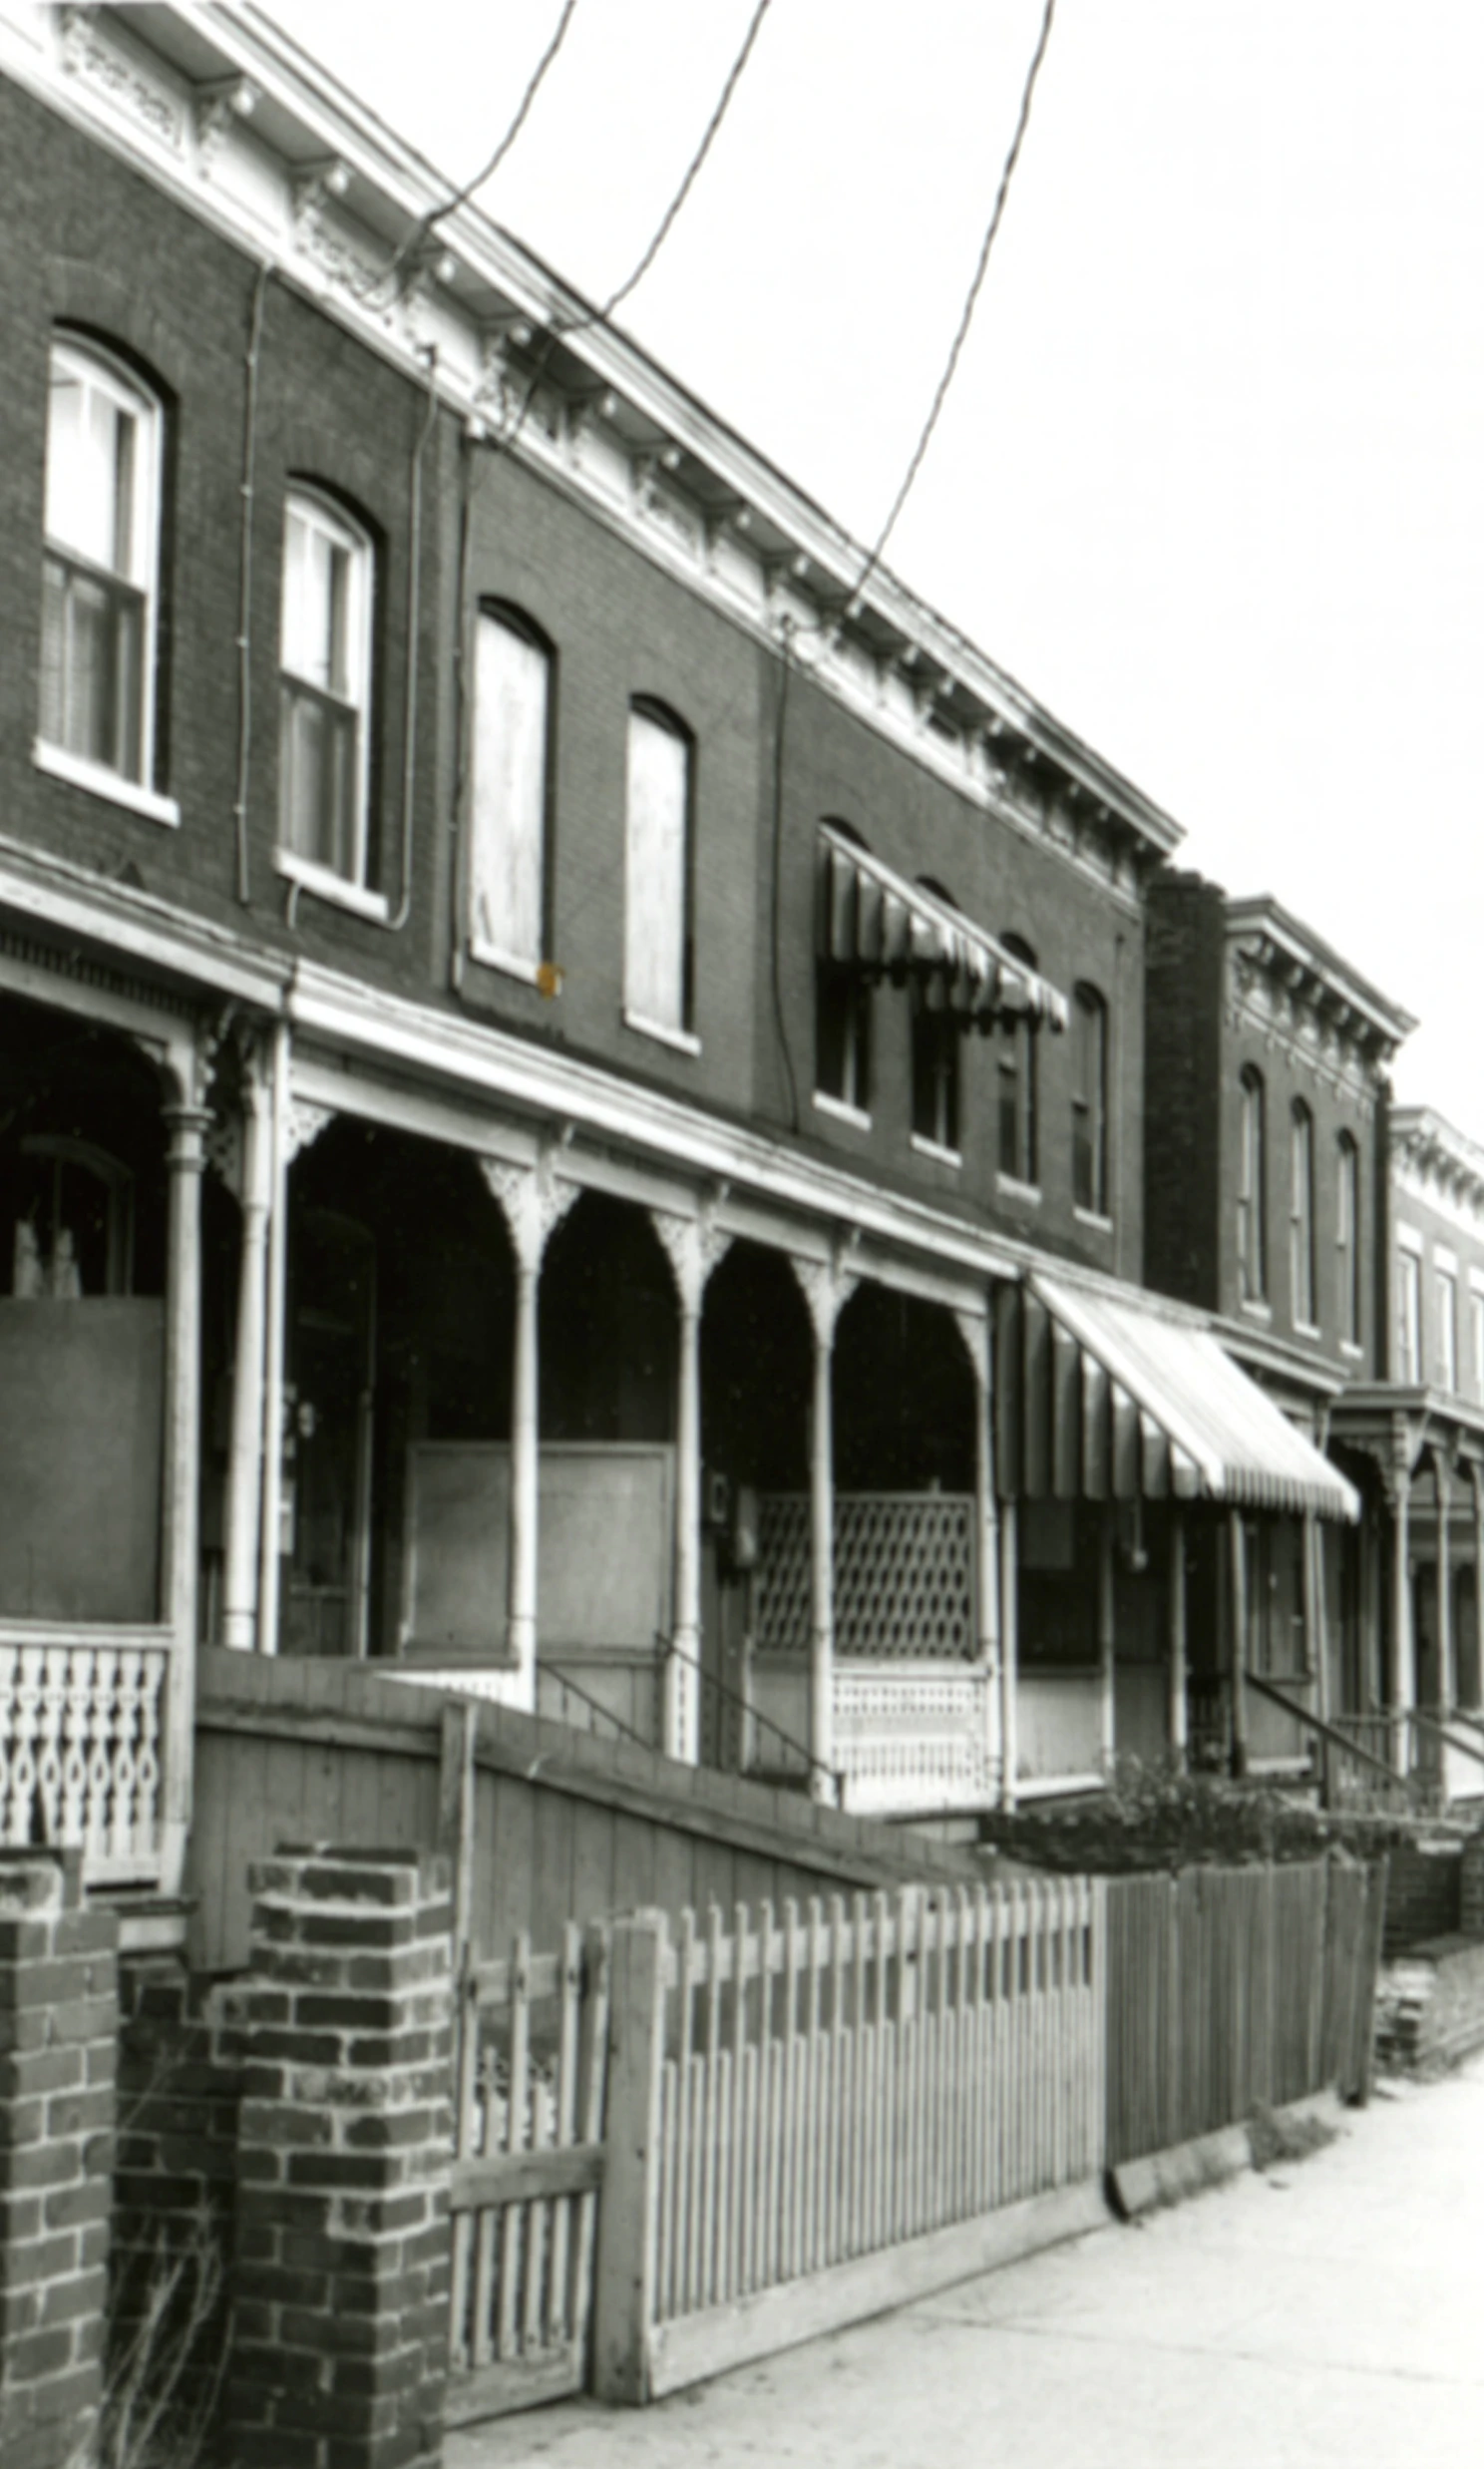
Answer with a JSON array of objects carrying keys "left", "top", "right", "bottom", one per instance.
[{"left": 1390, "top": 1106, "right": 1484, "bottom": 1225}]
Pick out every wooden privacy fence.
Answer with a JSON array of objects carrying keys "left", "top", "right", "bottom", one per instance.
[
  {"left": 1104, "top": 1857, "right": 1387, "bottom": 2168},
  {"left": 592, "top": 1878, "right": 1106, "bottom": 2403}
]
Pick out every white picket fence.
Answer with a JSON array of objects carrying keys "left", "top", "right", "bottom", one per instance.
[{"left": 592, "top": 1877, "right": 1106, "bottom": 2402}]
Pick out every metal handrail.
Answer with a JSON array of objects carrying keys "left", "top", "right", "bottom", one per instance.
[
  {"left": 1405, "top": 1704, "right": 1484, "bottom": 1773},
  {"left": 660, "top": 1634, "right": 842, "bottom": 1795},
  {"left": 539, "top": 1659, "right": 652, "bottom": 1753},
  {"left": 1243, "top": 1669, "right": 1415, "bottom": 1803}
]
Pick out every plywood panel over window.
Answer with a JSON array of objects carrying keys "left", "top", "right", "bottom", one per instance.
[
  {"left": 624, "top": 701, "right": 692, "bottom": 1039},
  {"left": 470, "top": 607, "right": 552, "bottom": 975}
]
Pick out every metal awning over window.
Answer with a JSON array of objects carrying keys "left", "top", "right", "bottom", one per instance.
[
  {"left": 818, "top": 826, "right": 1069, "bottom": 1030},
  {"left": 995, "top": 1274, "right": 1359, "bottom": 1521}
]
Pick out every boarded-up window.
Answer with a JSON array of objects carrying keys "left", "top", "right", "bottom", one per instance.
[
  {"left": 470, "top": 607, "right": 552, "bottom": 973},
  {"left": 624, "top": 700, "right": 692, "bottom": 1036}
]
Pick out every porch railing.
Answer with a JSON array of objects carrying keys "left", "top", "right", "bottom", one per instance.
[
  {"left": 833, "top": 1665, "right": 995, "bottom": 1814},
  {"left": 0, "top": 1628, "right": 168, "bottom": 1882}
]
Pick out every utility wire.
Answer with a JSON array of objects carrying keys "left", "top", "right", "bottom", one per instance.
[
  {"left": 486, "top": 0, "right": 775, "bottom": 454},
  {"left": 597, "top": 0, "right": 773, "bottom": 321},
  {"left": 378, "top": 0, "right": 582, "bottom": 298},
  {"left": 843, "top": 0, "right": 1058, "bottom": 618}
]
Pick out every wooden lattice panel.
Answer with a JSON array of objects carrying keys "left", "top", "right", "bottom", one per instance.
[{"left": 754, "top": 1493, "right": 974, "bottom": 1660}]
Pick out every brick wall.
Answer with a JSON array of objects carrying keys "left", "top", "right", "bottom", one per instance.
[
  {"left": 225, "top": 1847, "right": 455, "bottom": 2469},
  {"left": 1144, "top": 872, "right": 1225, "bottom": 1308},
  {"left": 0, "top": 1850, "right": 118, "bottom": 2469},
  {"left": 1382, "top": 1838, "right": 1462, "bottom": 1957}
]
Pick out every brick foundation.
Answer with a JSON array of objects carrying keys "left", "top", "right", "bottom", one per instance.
[
  {"left": 0, "top": 1850, "right": 118, "bottom": 2469},
  {"left": 224, "top": 1847, "right": 455, "bottom": 2469},
  {"left": 1381, "top": 1837, "right": 1462, "bottom": 1956}
]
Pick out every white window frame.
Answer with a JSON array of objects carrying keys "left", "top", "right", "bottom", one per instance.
[
  {"left": 468, "top": 605, "right": 554, "bottom": 981},
  {"left": 1396, "top": 1240, "right": 1422, "bottom": 1385},
  {"left": 1335, "top": 1132, "right": 1360, "bottom": 1349},
  {"left": 1290, "top": 1100, "right": 1316, "bottom": 1331},
  {"left": 1470, "top": 1275, "right": 1484, "bottom": 1402},
  {"left": 1070, "top": 983, "right": 1108, "bottom": 1219},
  {"left": 1436, "top": 1261, "right": 1459, "bottom": 1392},
  {"left": 38, "top": 333, "right": 165, "bottom": 805},
  {"left": 1237, "top": 1067, "right": 1268, "bottom": 1304},
  {"left": 276, "top": 486, "right": 375, "bottom": 901},
  {"left": 623, "top": 699, "right": 695, "bottom": 1047}
]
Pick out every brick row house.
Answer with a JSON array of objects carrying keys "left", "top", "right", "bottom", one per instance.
[{"left": 0, "top": 2, "right": 1467, "bottom": 1924}]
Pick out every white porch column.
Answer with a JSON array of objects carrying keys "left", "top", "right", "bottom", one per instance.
[
  {"left": 1472, "top": 1464, "right": 1484, "bottom": 1710},
  {"left": 480, "top": 1156, "right": 577, "bottom": 1707},
  {"left": 954, "top": 1308, "right": 1000, "bottom": 1804},
  {"left": 1387, "top": 1432, "right": 1416, "bottom": 1776},
  {"left": 790, "top": 1254, "right": 858, "bottom": 1805},
  {"left": 1168, "top": 1501, "right": 1188, "bottom": 1771},
  {"left": 219, "top": 1038, "right": 272, "bottom": 1652},
  {"left": 1434, "top": 1445, "right": 1455, "bottom": 1716},
  {"left": 1098, "top": 1503, "right": 1117, "bottom": 1772},
  {"left": 652, "top": 1209, "right": 732, "bottom": 1766},
  {"left": 159, "top": 1086, "right": 212, "bottom": 1893},
  {"left": 257, "top": 1053, "right": 334, "bottom": 1658},
  {"left": 1301, "top": 1509, "right": 1320, "bottom": 1716},
  {"left": 1229, "top": 1508, "right": 1250, "bottom": 1777},
  {"left": 999, "top": 1502, "right": 1019, "bottom": 1811}
]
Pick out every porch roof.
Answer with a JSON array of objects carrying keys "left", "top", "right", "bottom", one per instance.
[
  {"left": 818, "top": 827, "right": 1069, "bottom": 1030},
  {"left": 996, "top": 1275, "right": 1360, "bottom": 1521}
]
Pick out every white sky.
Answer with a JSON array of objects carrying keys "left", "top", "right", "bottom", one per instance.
[{"left": 273, "top": 0, "right": 1484, "bottom": 1127}]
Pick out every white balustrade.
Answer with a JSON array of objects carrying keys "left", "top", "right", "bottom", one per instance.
[
  {"left": 832, "top": 1664, "right": 994, "bottom": 1815},
  {"left": 0, "top": 1634, "right": 167, "bottom": 1881}
]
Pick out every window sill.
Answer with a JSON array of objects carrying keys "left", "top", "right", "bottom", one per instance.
[
  {"left": 468, "top": 940, "right": 550, "bottom": 989},
  {"left": 911, "top": 1133, "right": 962, "bottom": 1169},
  {"left": 1293, "top": 1319, "right": 1323, "bottom": 1343},
  {"left": 624, "top": 1010, "right": 700, "bottom": 1057},
  {"left": 1240, "top": 1299, "right": 1273, "bottom": 1323},
  {"left": 996, "top": 1172, "right": 1042, "bottom": 1206},
  {"left": 1339, "top": 1340, "right": 1365, "bottom": 1362},
  {"left": 1073, "top": 1206, "right": 1114, "bottom": 1234},
  {"left": 813, "top": 1090, "right": 872, "bottom": 1131},
  {"left": 274, "top": 850, "right": 389, "bottom": 923},
  {"left": 33, "top": 739, "right": 180, "bottom": 830}
]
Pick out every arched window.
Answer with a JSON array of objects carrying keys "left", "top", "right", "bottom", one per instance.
[
  {"left": 814, "top": 818, "right": 873, "bottom": 1116},
  {"left": 1237, "top": 1065, "right": 1267, "bottom": 1303},
  {"left": 1335, "top": 1131, "right": 1360, "bottom": 1347},
  {"left": 911, "top": 877, "right": 960, "bottom": 1157},
  {"left": 1290, "top": 1099, "right": 1316, "bottom": 1328},
  {"left": 40, "top": 332, "right": 164, "bottom": 792},
  {"left": 624, "top": 698, "right": 694, "bottom": 1042},
  {"left": 469, "top": 604, "right": 555, "bottom": 977},
  {"left": 996, "top": 933, "right": 1039, "bottom": 1185},
  {"left": 1070, "top": 983, "right": 1108, "bottom": 1216},
  {"left": 278, "top": 486, "right": 376, "bottom": 896}
]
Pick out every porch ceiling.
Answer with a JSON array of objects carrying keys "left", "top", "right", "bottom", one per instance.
[
  {"left": 998, "top": 1276, "right": 1360, "bottom": 1521},
  {"left": 817, "top": 827, "right": 1069, "bottom": 1030}
]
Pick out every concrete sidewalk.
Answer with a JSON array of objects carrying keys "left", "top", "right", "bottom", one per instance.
[{"left": 449, "top": 2058, "right": 1484, "bottom": 2469}]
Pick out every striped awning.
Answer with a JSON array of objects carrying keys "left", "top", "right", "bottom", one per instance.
[
  {"left": 995, "top": 1275, "right": 1359, "bottom": 1521},
  {"left": 817, "top": 826, "right": 1068, "bottom": 1030}
]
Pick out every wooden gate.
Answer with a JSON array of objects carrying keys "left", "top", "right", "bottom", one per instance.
[{"left": 447, "top": 1919, "right": 610, "bottom": 2424}]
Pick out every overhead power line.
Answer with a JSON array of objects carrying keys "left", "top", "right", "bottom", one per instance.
[
  {"left": 844, "top": 0, "right": 1058, "bottom": 617},
  {"left": 596, "top": 0, "right": 773, "bottom": 321},
  {"left": 382, "top": 0, "right": 582, "bottom": 295},
  {"left": 489, "top": 0, "right": 775, "bottom": 448}
]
